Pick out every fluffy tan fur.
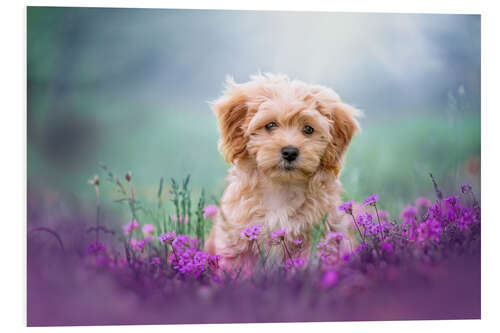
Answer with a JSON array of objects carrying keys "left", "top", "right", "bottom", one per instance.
[{"left": 206, "top": 73, "right": 360, "bottom": 270}]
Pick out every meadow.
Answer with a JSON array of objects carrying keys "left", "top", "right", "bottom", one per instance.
[{"left": 26, "top": 8, "right": 480, "bottom": 325}]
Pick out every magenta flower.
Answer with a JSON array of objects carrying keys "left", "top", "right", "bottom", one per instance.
[
  {"left": 123, "top": 220, "right": 139, "bottom": 235},
  {"left": 320, "top": 269, "right": 339, "bottom": 288},
  {"left": 240, "top": 224, "right": 262, "bottom": 241},
  {"left": 293, "top": 239, "right": 303, "bottom": 246},
  {"left": 461, "top": 183, "right": 473, "bottom": 194},
  {"left": 203, "top": 205, "right": 218, "bottom": 219},
  {"left": 142, "top": 224, "right": 155, "bottom": 236},
  {"left": 158, "top": 231, "right": 176, "bottom": 244},
  {"left": 416, "top": 218, "right": 443, "bottom": 243},
  {"left": 363, "top": 193, "right": 379, "bottom": 206},
  {"left": 444, "top": 195, "right": 459, "bottom": 207},
  {"left": 400, "top": 206, "right": 418, "bottom": 220},
  {"left": 338, "top": 200, "right": 354, "bottom": 214},
  {"left": 150, "top": 257, "right": 160, "bottom": 265}
]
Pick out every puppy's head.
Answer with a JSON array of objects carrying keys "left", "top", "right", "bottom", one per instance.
[{"left": 212, "top": 73, "right": 360, "bottom": 182}]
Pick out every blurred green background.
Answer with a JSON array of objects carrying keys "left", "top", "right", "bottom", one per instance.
[{"left": 27, "top": 7, "right": 480, "bottom": 221}]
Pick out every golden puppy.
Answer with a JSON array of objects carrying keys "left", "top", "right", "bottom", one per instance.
[{"left": 206, "top": 73, "right": 360, "bottom": 271}]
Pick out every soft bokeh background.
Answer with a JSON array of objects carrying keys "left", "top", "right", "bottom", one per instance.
[{"left": 27, "top": 7, "right": 480, "bottom": 220}]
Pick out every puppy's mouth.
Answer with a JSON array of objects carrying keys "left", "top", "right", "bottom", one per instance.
[{"left": 280, "top": 161, "right": 297, "bottom": 172}]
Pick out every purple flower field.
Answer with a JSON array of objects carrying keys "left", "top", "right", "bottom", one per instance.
[{"left": 27, "top": 169, "right": 480, "bottom": 326}]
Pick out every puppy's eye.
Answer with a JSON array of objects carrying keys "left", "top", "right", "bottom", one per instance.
[
  {"left": 265, "top": 122, "right": 278, "bottom": 131},
  {"left": 303, "top": 125, "right": 314, "bottom": 135}
]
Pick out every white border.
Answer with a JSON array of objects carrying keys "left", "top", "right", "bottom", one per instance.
[{"left": 2, "top": 0, "right": 499, "bottom": 332}]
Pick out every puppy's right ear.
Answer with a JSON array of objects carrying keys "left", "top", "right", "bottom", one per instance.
[{"left": 211, "top": 77, "right": 249, "bottom": 163}]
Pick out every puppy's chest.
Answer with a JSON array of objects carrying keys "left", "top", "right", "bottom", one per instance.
[{"left": 257, "top": 185, "right": 307, "bottom": 229}]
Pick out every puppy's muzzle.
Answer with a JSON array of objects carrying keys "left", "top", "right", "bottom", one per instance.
[{"left": 281, "top": 146, "right": 299, "bottom": 162}]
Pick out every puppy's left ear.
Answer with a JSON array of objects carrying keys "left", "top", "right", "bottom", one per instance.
[
  {"left": 211, "top": 77, "right": 250, "bottom": 163},
  {"left": 321, "top": 102, "right": 361, "bottom": 176}
]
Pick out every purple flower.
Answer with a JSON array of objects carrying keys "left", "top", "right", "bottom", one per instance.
[
  {"left": 285, "top": 257, "right": 306, "bottom": 271},
  {"left": 400, "top": 206, "right": 418, "bottom": 220},
  {"left": 270, "top": 228, "right": 290, "bottom": 243},
  {"left": 123, "top": 220, "right": 139, "bottom": 235},
  {"left": 168, "top": 234, "right": 217, "bottom": 278},
  {"left": 240, "top": 224, "right": 262, "bottom": 241},
  {"left": 461, "top": 183, "right": 473, "bottom": 194},
  {"left": 86, "top": 241, "right": 107, "bottom": 256},
  {"left": 158, "top": 231, "right": 176, "bottom": 244},
  {"left": 416, "top": 218, "right": 443, "bottom": 243},
  {"left": 444, "top": 195, "right": 459, "bottom": 207},
  {"left": 381, "top": 241, "right": 393, "bottom": 253},
  {"left": 293, "top": 239, "right": 303, "bottom": 246},
  {"left": 202, "top": 205, "right": 218, "bottom": 219},
  {"left": 208, "top": 255, "right": 221, "bottom": 270},
  {"left": 320, "top": 269, "right": 339, "bottom": 288},
  {"left": 150, "top": 257, "right": 160, "bottom": 265},
  {"left": 363, "top": 193, "right": 379, "bottom": 206},
  {"left": 428, "top": 202, "right": 443, "bottom": 219},
  {"left": 338, "top": 200, "right": 354, "bottom": 214}
]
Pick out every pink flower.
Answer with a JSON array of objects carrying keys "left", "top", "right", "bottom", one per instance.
[
  {"left": 325, "top": 232, "right": 345, "bottom": 242},
  {"left": 129, "top": 238, "right": 142, "bottom": 251},
  {"left": 415, "top": 197, "right": 431, "bottom": 207},
  {"left": 203, "top": 205, "right": 218, "bottom": 220},
  {"left": 320, "top": 269, "right": 339, "bottom": 288},
  {"left": 123, "top": 220, "right": 139, "bottom": 235},
  {"left": 377, "top": 210, "right": 390, "bottom": 221},
  {"left": 142, "top": 224, "right": 155, "bottom": 236},
  {"left": 173, "top": 215, "right": 189, "bottom": 224}
]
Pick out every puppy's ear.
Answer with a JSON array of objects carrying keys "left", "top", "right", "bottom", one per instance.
[
  {"left": 211, "top": 77, "right": 249, "bottom": 163},
  {"left": 317, "top": 98, "right": 361, "bottom": 176}
]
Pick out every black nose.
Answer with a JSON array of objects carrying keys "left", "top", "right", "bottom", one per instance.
[{"left": 281, "top": 146, "right": 299, "bottom": 162}]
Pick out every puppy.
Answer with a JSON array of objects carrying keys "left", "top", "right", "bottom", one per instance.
[{"left": 206, "top": 73, "right": 360, "bottom": 272}]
